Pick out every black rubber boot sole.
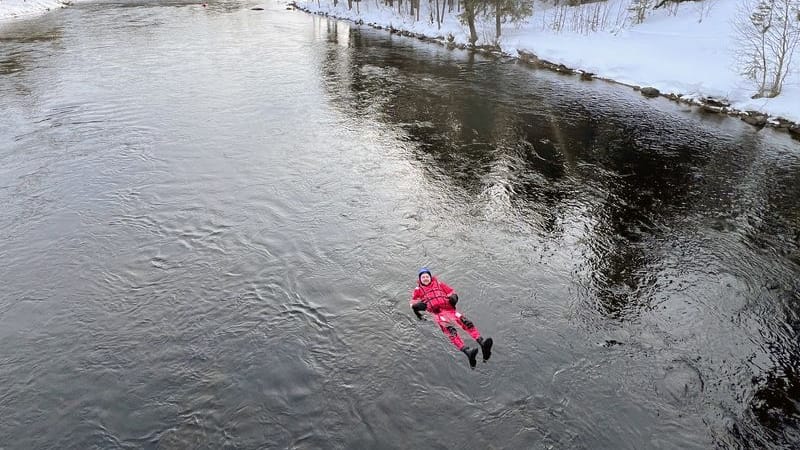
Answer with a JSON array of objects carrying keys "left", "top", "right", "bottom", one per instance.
[
  {"left": 463, "top": 346, "right": 478, "bottom": 368},
  {"left": 480, "top": 337, "right": 493, "bottom": 362}
]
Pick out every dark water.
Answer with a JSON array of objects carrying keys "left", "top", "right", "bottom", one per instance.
[{"left": 1, "top": 1, "right": 800, "bottom": 448}]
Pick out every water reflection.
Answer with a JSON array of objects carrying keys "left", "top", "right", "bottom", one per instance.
[
  {"left": 0, "top": 21, "right": 63, "bottom": 75},
  {"left": 315, "top": 19, "right": 800, "bottom": 446},
  {"left": 0, "top": 24, "right": 63, "bottom": 44},
  {"left": 739, "top": 160, "right": 800, "bottom": 444},
  {"left": 316, "top": 21, "right": 696, "bottom": 318},
  {"left": 0, "top": 53, "right": 25, "bottom": 74},
  {"left": 749, "top": 312, "right": 800, "bottom": 444}
]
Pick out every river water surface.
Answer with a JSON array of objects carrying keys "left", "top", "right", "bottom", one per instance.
[{"left": 2, "top": 1, "right": 800, "bottom": 448}]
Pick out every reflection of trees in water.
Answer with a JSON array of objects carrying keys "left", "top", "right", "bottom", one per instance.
[
  {"left": 0, "top": 22, "right": 63, "bottom": 76},
  {"left": 747, "top": 327, "right": 800, "bottom": 446},
  {"left": 734, "top": 287, "right": 800, "bottom": 446},
  {"left": 741, "top": 162, "right": 800, "bottom": 266},
  {"left": 667, "top": 129, "right": 800, "bottom": 445},
  {"left": 0, "top": 28, "right": 63, "bottom": 45},
  {"left": 0, "top": 54, "right": 26, "bottom": 75},
  {"left": 735, "top": 160, "right": 800, "bottom": 446},
  {"left": 573, "top": 119, "right": 712, "bottom": 318},
  {"left": 314, "top": 24, "right": 800, "bottom": 440}
]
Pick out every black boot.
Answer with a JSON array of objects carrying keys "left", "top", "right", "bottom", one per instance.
[
  {"left": 477, "top": 337, "right": 493, "bottom": 362},
  {"left": 461, "top": 346, "right": 478, "bottom": 368}
]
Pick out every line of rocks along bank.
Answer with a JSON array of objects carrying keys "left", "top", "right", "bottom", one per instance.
[{"left": 287, "top": 2, "right": 800, "bottom": 141}]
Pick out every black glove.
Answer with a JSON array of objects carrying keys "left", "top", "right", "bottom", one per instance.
[
  {"left": 412, "top": 301, "right": 427, "bottom": 319},
  {"left": 448, "top": 293, "right": 459, "bottom": 307}
]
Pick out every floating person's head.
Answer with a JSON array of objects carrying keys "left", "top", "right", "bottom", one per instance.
[{"left": 418, "top": 267, "right": 432, "bottom": 286}]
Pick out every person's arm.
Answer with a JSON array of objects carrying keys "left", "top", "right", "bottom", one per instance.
[
  {"left": 439, "top": 281, "right": 455, "bottom": 297},
  {"left": 439, "top": 281, "right": 459, "bottom": 306},
  {"left": 411, "top": 301, "right": 427, "bottom": 319},
  {"left": 448, "top": 293, "right": 458, "bottom": 306},
  {"left": 410, "top": 288, "right": 425, "bottom": 319}
]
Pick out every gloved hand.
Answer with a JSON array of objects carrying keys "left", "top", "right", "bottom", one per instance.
[
  {"left": 412, "top": 301, "right": 427, "bottom": 319},
  {"left": 448, "top": 293, "right": 459, "bottom": 307}
]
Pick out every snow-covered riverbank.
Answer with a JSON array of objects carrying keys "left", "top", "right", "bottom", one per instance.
[
  {"left": 0, "top": 0, "right": 71, "bottom": 20},
  {"left": 293, "top": 0, "right": 800, "bottom": 136}
]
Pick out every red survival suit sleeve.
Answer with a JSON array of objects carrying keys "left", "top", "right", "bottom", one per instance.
[{"left": 438, "top": 281, "right": 455, "bottom": 297}]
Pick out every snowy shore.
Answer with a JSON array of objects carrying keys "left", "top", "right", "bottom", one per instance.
[
  {"left": 292, "top": 0, "right": 800, "bottom": 137},
  {"left": 0, "top": 0, "right": 71, "bottom": 20}
]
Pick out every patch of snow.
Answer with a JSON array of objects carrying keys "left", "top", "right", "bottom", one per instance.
[{"left": 0, "top": 0, "right": 71, "bottom": 21}]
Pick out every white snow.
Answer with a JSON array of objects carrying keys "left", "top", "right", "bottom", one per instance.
[
  {"left": 2, "top": 0, "right": 798, "bottom": 124},
  {"left": 0, "top": 0, "right": 71, "bottom": 20}
]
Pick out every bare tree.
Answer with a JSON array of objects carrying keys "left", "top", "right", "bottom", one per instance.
[
  {"left": 693, "top": 0, "right": 717, "bottom": 22},
  {"left": 541, "top": 0, "right": 625, "bottom": 33},
  {"left": 653, "top": 0, "right": 699, "bottom": 9},
  {"left": 628, "top": 0, "right": 652, "bottom": 24},
  {"left": 735, "top": 0, "right": 800, "bottom": 98},
  {"left": 461, "top": 0, "right": 481, "bottom": 44}
]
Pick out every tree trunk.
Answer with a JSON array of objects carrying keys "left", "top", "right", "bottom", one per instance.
[
  {"left": 495, "top": 0, "right": 501, "bottom": 39},
  {"left": 463, "top": 0, "right": 478, "bottom": 45},
  {"left": 770, "top": 0, "right": 794, "bottom": 96},
  {"left": 759, "top": 31, "right": 768, "bottom": 96}
]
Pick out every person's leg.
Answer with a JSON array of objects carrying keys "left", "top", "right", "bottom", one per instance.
[
  {"left": 438, "top": 321, "right": 464, "bottom": 349},
  {"left": 454, "top": 311, "right": 481, "bottom": 340},
  {"left": 436, "top": 314, "right": 478, "bottom": 368},
  {"left": 455, "top": 311, "right": 493, "bottom": 361}
]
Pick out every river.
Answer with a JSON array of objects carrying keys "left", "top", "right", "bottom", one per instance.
[{"left": 1, "top": 1, "right": 799, "bottom": 448}]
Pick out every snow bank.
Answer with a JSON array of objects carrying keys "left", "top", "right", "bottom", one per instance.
[{"left": 0, "top": 0, "right": 71, "bottom": 21}]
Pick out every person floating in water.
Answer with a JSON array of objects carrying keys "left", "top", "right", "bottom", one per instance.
[{"left": 410, "top": 267, "right": 493, "bottom": 368}]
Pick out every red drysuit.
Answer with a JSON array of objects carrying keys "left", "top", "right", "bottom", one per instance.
[{"left": 410, "top": 276, "right": 482, "bottom": 349}]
